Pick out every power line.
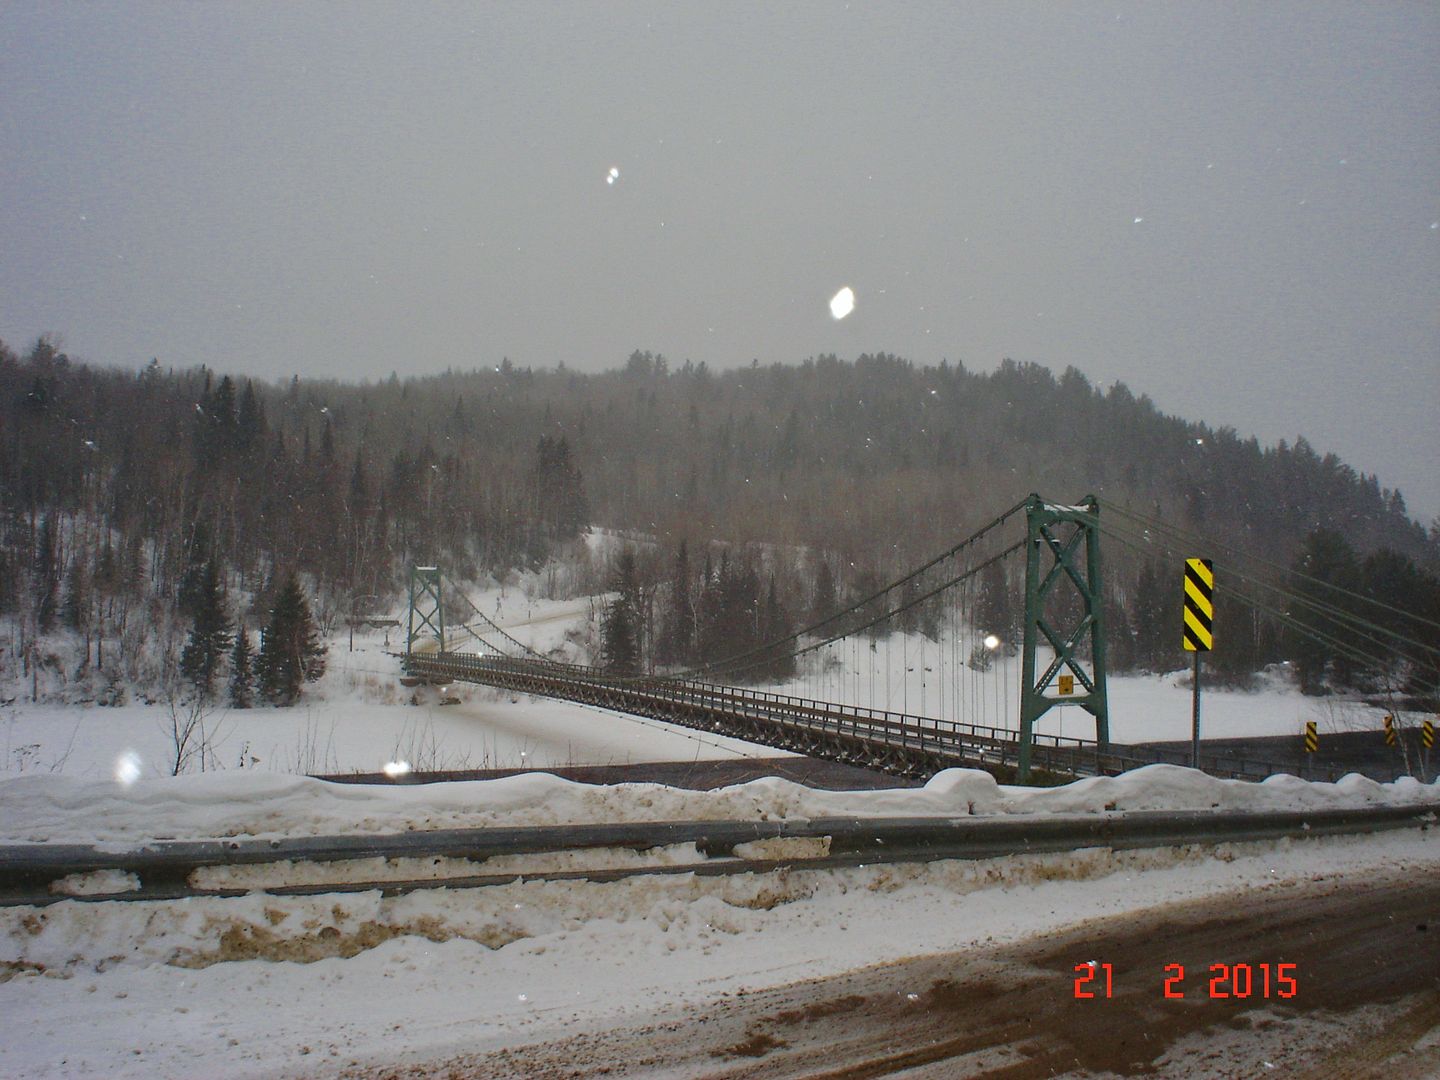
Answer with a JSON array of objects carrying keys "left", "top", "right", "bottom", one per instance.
[
  {"left": 1104, "top": 500, "right": 1440, "bottom": 636},
  {"left": 1097, "top": 519, "right": 1429, "bottom": 678}
]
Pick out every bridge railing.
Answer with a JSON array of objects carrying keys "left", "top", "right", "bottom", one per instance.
[{"left": 402, "top": 651, "right": 1293, "bottom": 782}]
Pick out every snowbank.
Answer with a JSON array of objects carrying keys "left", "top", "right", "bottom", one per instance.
[{"left": 3, "top": 763, "right": 1435, "bottom": 846}]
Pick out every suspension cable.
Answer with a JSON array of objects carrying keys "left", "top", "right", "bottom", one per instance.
[
  {"left": 1104, "top": 500, "right": 1440, "bottom": 636},
  {"left": 1097, "top": 519, "right": 1428, "bottom": 676},
  {"left": 698, "top": 540, "right": 1027, "bottom": 684},
  {"left": 1095, "top": 515, "right": 1440, "bottom": 666},
  {"left": 674, "top": 498, "right": 1031, "bottom": 682},
  {"left": 441, "top": 574, "right": 553, "bottom": 660}
]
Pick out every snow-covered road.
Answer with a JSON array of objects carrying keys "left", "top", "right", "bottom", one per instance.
[{"left": 395, "top": 865, "right": 1439, "bottom": 1078}]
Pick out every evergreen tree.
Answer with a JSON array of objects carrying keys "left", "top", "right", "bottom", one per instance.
[
  {"left": 975, "top": 561, "right": 1013, "bottom": 641},
  {"left": 697, "top": 554, "right": 763, "bottom": 669},
  {"left": 229, "top": 625, "right": 254, "bottom": 709},
  {"left": 1130, "top": 560, "right": 1181, "bottom": 673},
  {"left": 256, "top": 572, "right": 327, "bottom": 705},
  {"left": 179, "top": 558, "right": 232, "bottom": 698},
  {"left": 655, "top": 541, "right": 695, "bottom": 667},
  {"left": 1209, "top": 592, "right": 1265, "bottom": 686},
  {"left": 758, "top": 576, "right": 796, "bottom": 681},
  {"left": 0, "top": 551, "right": 15, "bottom": 616},
  {"left": 193, "top": 371, "right": 241, "bottom": 469},
  {"left": 1359, "top": 548, "right": 1440, "bottom": 693},
  {"left": 177, "top": 522, "right": 212, "bottom": 618},
  {"left": 1106, "top": 585, "right": 1138, "bottom": 672},
  {"left": 809, "top": 558, "right": 837, "bottom": 625},
  {"left": 1290, "top": 528, "right": 1361, "bottom": 694},
  {"left": 348, "top": 452, "right": 371, "bottom": 518},
  {"left": 532, "top": 435, "right": 590, "bottom": 542},
  {"left": 600, "top": 550, "right": 643, "bottom": 674},
  {"left": 236, "top": 379, "right": 266, "bottom": 454},
  {"left": 94, "top": 537, "right": 118, "bottom": 598},
  {"left": 62, "top": 558, "right": 90, "bottom": 632},
  {"left": 600, "top": 595, "right": 640, "bottom": 674},
  {"left": 34, "top": 516, "right": 59, "bottom": 632},
  {"left": 210, "top": 374, "right": 238, "bottom": 451}
]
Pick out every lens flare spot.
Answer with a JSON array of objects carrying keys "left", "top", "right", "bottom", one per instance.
[
  {"left": 829, "top": 286, "right": 856, "bottom": 320},
  {"left": 983, "top": 634, "right": 1001, "bottom": 651},
  {"left": 115, "top": 751, "right": 142, "bottom": 786},
  {"left": 606, "top": 167, "right": 620, "bottom": 185}
]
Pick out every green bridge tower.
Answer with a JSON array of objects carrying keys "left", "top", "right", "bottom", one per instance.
[{"left": 1018, "top": 495, "right": 1110, "bottom": 781}]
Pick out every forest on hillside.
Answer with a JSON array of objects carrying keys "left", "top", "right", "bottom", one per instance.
[{"left": 1, "top": 336, "right": 1436, "bottom": 705}]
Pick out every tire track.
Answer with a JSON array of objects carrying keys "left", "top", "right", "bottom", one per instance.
[{"left": 361, "top": 865, "right": 1439, "bottom": 1079}]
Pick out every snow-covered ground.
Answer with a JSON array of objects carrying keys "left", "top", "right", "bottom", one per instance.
[
  {"left": 4, "top": 589, "right": 1437, "bottom": 1075},
  {"left": 0, "top": 691, "right": 779, "bottom": 784},
  {"left": 3, "top": 601, "right": 1424, "bottom": 787},
  {"left": 0, "top": 610, "right": 785, "bottom": 783},
  {"left": 4, "top": 761, "right": 1437, "bottom": 847},
  {"left": 2, "top": 764, "right": 1437, "bottom": 1077}
]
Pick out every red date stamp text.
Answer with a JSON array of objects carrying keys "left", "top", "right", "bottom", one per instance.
[{"left": 1073, "top": 961, "right": 1297, "bottom": 1000}]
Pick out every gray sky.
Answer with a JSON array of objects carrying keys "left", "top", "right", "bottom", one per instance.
[{"left": 3, "top": 1, "right": 1437, "bottom": 520}]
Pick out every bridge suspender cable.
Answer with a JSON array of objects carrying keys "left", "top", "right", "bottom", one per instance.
[
  {"left": 1103, "top": 502, "right": 1440, "bottom": 638},
  {"left": 403, "top": 492, "right": 1436, "bottom": 789},
  {"left": 673, "top": 497, "right": 1032, "bottom": 683},
  {"left": 694, "top": 540, "right": 1029, "bottom": 684},
  {"left": 1095, "top": 514, "right": 1440, "bottom": 665}
]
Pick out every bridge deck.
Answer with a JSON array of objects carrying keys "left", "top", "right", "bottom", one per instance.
[{"left": 403, "top": 653, "right": 1293, "bottom": 783}]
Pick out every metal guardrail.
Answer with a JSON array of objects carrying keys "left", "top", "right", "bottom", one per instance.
[
  {"left": 402, "top": 652, "right": 1296, "bottom": 782},
  {"left": 4, "top": 804, "right": 1435, "bottom": 907}
]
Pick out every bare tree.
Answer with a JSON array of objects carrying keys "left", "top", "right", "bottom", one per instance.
[{"left": 162, "top": 685, "right": 226, "bottom": 775}]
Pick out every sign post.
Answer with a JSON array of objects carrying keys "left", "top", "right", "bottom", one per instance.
[{"left": 1183, "top": 558, "right": 1214, "bottom": 769}]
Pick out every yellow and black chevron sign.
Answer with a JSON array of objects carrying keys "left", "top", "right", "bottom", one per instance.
[
  {"left": 1424, "top": 719, "right": 1435, "bottom": 750},
  {"left": 1304, "top": 721, "right": 1318, "bottom": 753},
  {"left": 1384, "top": 714, "right": 1396, "bottom": 747},
  {"left": 1182, "top": 558, "right": 1214, "bottom": 652}
]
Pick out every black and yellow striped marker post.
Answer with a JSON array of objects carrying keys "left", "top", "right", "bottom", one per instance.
[
  {"left": 1423, "top": 719, "right": 1434, "bottom": 750},
  {"left": 1183, "top": 559, "right": 1215, "bottom": 653},
  {"left": 1384, "top": 714, "right": 1396, "bottom": 747},
  {"left": 1183, "top": 558, "right": 1214, "bottom": 769},
  {"left": 1304, "top": 721, "right": 1318, "bottom": 753}
]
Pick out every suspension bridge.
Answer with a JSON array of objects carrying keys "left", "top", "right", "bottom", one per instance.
[{"left": 399, "top": 494, "right": 1440, "bottom": 784}]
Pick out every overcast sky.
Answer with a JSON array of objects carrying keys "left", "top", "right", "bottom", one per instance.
[{"left": 3, "top": 2, "right": 1437, "bottom": 520}]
